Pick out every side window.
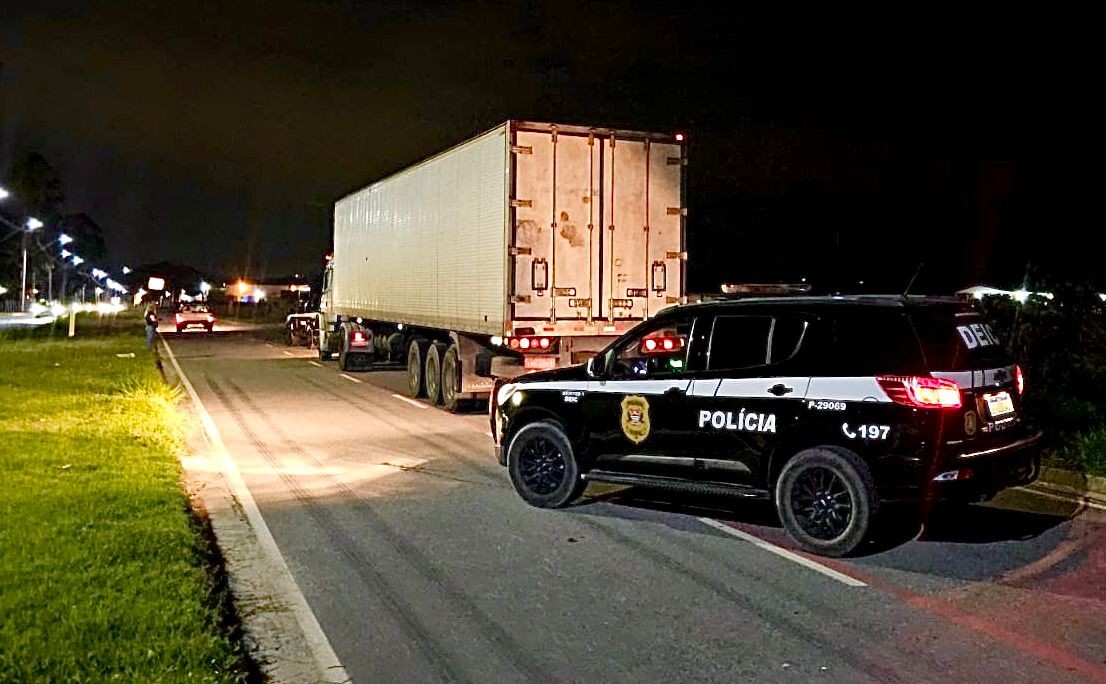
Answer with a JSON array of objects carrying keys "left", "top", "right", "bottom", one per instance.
[
  {"left": 610, "top": 318, "right": 695, "bottom": 379},
  {"left": 770, "top": 317, "right": 808, "bottom": 363},
  {"left": 830, "top": 312, "right": 926, "bottom": 375},
  {"left": 707, "top": 316, "right": 772, "bottom": 371}
]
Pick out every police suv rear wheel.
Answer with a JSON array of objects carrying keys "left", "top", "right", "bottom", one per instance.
[
  {"left": 776, "top": 446, "right": 876, "bottom": 557},
  {"left": 507, "top": 421, "right": 585, "bottom": 508}
]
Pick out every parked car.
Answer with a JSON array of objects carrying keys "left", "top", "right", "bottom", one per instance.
[
  {"left": 175, "top": 304, "right": 215, "bottom": 333},
  {"left": 492, "top": 293, "right": 1041, "bottom": 556}
]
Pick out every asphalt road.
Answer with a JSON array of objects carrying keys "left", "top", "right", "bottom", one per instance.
[{"left": 164, "top": 329, "right": 1106, "bottom": 684}]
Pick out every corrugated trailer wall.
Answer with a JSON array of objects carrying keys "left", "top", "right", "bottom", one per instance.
[{"left": 332, "top": 124, "right": 510, "bottom": 336}]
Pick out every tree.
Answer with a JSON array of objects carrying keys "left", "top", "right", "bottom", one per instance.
[
  {"left": 60, "top": 213, "right": 107, "bottom": 263},
  {"left": 6, "top": 152, "right": 64, "bottom": 224}
]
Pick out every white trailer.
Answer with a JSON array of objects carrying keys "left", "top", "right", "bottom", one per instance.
[{"left": 315, "top": 120, "right": 687, "bottom": 410}]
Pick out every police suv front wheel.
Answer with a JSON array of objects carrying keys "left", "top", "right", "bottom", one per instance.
[
  {"left": 775, "top": 446, "right": 877, "bottom": 557},
  {"left": 507, "top": 421, "right": 586, "bottom": 508}
]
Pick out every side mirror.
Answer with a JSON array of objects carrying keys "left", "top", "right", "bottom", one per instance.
[{"left": 586, "top": 355, "right": 602, "bottom": 378}]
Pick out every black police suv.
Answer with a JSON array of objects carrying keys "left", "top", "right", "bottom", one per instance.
[{"left": 491, "top": 295, "right": 1042, "bottom": 556}]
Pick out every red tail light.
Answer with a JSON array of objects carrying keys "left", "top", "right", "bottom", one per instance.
[
  {"left": 175, "top": 313, "right": 183, "bottom": 322},
  {"left": 505, "top": 336, "right": 557, "bottom": 352},
  {"left": 877, "top": 375, "right": 961, "bottom": 409},
  {"left": 1015, "top": 365, "right": 1025, "bottom": 395},
  {"left": 350, "top": 329, "right": 369, "bottom": 347},
  {"left": 206, "top": 314, "right": 214, "bottom": 322},
  {"left": 641, "top": 336, "right": 683, "bottom": 354}
]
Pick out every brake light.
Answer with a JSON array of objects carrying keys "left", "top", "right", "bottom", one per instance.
[
  {"left": 641, "top": 336, "right": 683, "bottom": 354},
  {"left": 877, "top": 375, "right": 961, "bottom": 409},
  {"left": 175, "top": 313, "right": 183, "bottom": 323},
  {"left": 505, "top": 336, "right": 556, "bottom": 353},
  {"left": 206, "top": 314, "right": 214, "bottom": 322},
  {"left": 1015, "top": 365, "right": 1024, "bottom": 395}
]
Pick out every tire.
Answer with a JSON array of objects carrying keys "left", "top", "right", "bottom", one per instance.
[
  {"left": 424, "top": 342, "right": 446, "bottom": 405},
  {"left": 287, "top": 328, "right": 298, "bottom": 346},
  {"left": 507, "top": 420, "right": 586, "bottom": 508},
  {"left": 318, "top": 344, "right": 333, "bottom": 362},
  {"left": 406, "top": 339, "right": 429, "bottom": 398},
  {"left": 206, "top": 325, "right": 213, "bottom": 333},
  {"left": 175, "top": 325, "right": 183, "bottom": 333},
  {"left": 775, "top": 446, "right": 877, "bottom": 557},
  {"left": 440, "top": 345, "right": 461, "bottom": 412}
]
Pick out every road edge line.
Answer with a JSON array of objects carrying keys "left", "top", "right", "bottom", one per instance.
[
  {"left": 697, "top": 518, "right": 867, "bottom": 587},
  {"left": 161, "top": 339, "right": 351, "bottom": 683}
]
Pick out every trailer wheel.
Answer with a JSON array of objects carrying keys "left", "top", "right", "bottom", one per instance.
[
  {"left": 440, "top": 345, "right": 461, "bottom": 412},
  {"left": 424, "top": 342, "right": 446, "bottom": 405},
  {"left": 406, "top": 339, "right": 429, "bottom": 398}
]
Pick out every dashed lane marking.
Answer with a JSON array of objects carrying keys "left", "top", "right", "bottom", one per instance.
[
  {"left": 697, "top": 518, "right": 867, "bottom": 587},
  {"left": 282, "top": 350, "right": 296, "bottom": 357},
  {"left": 308, "top": 360, "right": 323, "bottom": 368},
  {"left": 391, "top": 393, "right": 430, "bottom": 410},
  {"left": 339, "top": 373, "right": 363, "bottom": 384}
]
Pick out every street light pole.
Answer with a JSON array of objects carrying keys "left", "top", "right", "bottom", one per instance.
[{"left": 20, "top": 217, "right": 43, "bottom": 311}]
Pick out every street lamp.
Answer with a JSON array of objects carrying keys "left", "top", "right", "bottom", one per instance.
[
  {"left": 71, "top": 255, "right": 84, "bottom": 266},
  {"left": 58, "top": 233, "right": 73, "bottom": 245},
  {"left": 21, "top": 216, "right": 43, "bottom": 309},
  {"left": 0, "top": 185, "right": 9, "bottom": 201}
]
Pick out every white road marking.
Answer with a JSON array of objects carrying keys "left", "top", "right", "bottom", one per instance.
[
  {"left": 391, "top": 393, "right": 430, "bottom": 410},
  {"left": 1019, "top": 485, "right": 1106, "bottom": 512},
  {"left": 160, "top": 339, "right": 350, "bottom": 682},
  {"left": 697, "top": 517, "right": 867, "bottom": 587},
  {"left": 282, "top": 350, "right": 296, "bottom": 357},
  {"left": 308, "top": 360, "right": 323, "bottom": 368},
  {"left": 339, "top": 373, "right": 362, "bottom": 384}
]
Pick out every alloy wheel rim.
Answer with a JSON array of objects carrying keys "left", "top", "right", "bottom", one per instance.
[
  {"left": 518, "top": 436, "right": 567, "bottom": 495},
  {"left": 790, "top": 466, "right": 853, "bottom": 541}
]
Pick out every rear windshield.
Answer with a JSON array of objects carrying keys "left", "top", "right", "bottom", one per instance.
[{"left": 909, "top": 307, "right": 1011, "bottom": 370}]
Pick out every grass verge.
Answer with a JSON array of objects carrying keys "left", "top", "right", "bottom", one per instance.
[{"left": 0, "top": 314, "right": 248, "bottom": 681}]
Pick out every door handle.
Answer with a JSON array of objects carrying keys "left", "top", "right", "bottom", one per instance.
[{"left": 767, "top": 383, "right": 793, "bottom": 396}]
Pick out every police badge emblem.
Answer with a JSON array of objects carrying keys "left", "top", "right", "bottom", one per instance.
[
  {"left": 620, "top": 395, "right": 651, "bottom": 444},
  {"left": 964, "top": 410, "right": 978, "bottom": 436}
]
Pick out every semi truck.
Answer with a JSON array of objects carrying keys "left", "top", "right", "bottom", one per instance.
[{"left": 306, "top": 120, "right": 687, "bottom": 410}]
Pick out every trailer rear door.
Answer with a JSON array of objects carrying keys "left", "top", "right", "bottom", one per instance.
[{"left": 599, "top": 137, "right": 683, "bottom": 320}]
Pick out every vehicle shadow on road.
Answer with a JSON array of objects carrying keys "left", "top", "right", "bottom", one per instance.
[{"left": 573, "top": 486, "right": 1078, "bottom": 558}]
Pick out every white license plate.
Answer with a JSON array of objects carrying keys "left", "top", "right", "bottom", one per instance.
[
  {"left": 984, "top": 391, "right": 1015, "bottom": 418},
  {"left": 524, "top": 356, "right": 557, "bottom": 371}
]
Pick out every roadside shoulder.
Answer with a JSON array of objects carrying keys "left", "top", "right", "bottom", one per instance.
[{"left": 161, "top": 339, "right": 349, "bottom": 683}]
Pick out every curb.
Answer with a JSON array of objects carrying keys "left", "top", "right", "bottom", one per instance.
[
  {"left": 1025, "top": 465, "right": 1106, "bottom": 509},
  {"left": 160, "top": 339, "right": 349, "bottom": 683}
]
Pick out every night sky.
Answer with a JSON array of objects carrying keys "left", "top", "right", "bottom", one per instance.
[{"left": 0, "top": 2, "right": 1092, "bottom": 292}]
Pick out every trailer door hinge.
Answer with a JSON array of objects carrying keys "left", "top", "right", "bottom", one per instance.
[
  {"left": 510, "top": 145, "right": 533, "bottom": 155},
  {"left": 511, "top": 295, "right": 532, "bottom": 304},
  {"left": 511, "top": 199, "right": 533, "bottom": 208},
  {"left": 666, "top": 207, "right": 687, "bottom": 216},
  {"left": 509, "top": 246, "right": 532, "bottom": 256},
  {"left": 666, "top": 251, "right": 689, "bottom": 260}
]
